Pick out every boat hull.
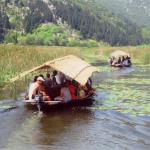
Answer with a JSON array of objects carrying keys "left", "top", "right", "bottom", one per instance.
[{"left": 24, "top": 94, "right": 95, "bottom": 111}]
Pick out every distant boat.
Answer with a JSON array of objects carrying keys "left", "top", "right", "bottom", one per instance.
[{"left": 108, "top": 50, "right": 132, "bottom": 67}]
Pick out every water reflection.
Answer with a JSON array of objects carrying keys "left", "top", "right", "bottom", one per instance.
[{"left": 1, "top": 107, "right": 94, "bottom": 150}]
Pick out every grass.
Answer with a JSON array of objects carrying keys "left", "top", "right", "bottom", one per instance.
[
  {"left": 0, "top": 44, "right": 150, "bottom": 85},
  {"left": 0, "top": 45, "right": 80, "bottom": 85}
]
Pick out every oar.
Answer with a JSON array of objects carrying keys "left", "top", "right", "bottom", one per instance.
[{"left": 35, "top": 94, "right": 43, "bottom": 113}]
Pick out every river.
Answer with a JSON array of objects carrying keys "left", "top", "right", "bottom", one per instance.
[{"left": 0, "top": 65, "right": 150, "bottom": 150}]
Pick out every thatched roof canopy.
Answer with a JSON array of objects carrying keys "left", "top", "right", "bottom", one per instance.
[
  {"left": 9, "top": 55, "right": 99, "bottom": 85},
  {"left": 110, "top": 50, "right": 130, "bottom": 58}
]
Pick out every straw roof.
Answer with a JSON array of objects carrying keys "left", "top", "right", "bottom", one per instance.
[
  {"left": 110, "top": 50, "right": 130, "bottom": 58},
  {"left": 9, "top": 55, "right": 99, "bottom": 85}
]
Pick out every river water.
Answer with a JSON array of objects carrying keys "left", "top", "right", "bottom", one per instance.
[{"left": 0, "top": 65, "right": 150, "bottom": 150}]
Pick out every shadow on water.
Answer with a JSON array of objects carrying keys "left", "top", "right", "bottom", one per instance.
[{"left": 0, "top": 64, "right": 150, "bottom": 150}]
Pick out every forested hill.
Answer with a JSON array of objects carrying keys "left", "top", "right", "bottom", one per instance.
[
  {"left": 95, "top": 0, "right": 150, "bottom": 27},
  {"left": 0, "top": 0, "right": 146, "bottom": 46}
]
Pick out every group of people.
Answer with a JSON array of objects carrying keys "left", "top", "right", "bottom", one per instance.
[
  {"left": 108, "top": 56, "right": 132, "bottom": 67},
  {"left": 25, "top": 70, "right": 94, "bottom": 103}
]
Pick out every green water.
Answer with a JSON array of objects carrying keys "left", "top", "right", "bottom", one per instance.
[{"left": 94, "top": 66, "right": 150, "bottom": 116}]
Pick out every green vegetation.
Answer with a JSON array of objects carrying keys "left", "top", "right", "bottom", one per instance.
[
  {"left": 0, "top": 0, "right": 146, "bottom": 46},
  {"left": 95, "top": 67, "right": 150, "bottom": 116},
  {"left": 0, "top": 44, "right": 149, "bottom": 115},
  {"left": 95, "top": 0, "right": 150, "bottom": 27},
  {"left": 5, "top": 24, "right": 99, "bottom": 47},
  {"left": 0, "top": 44, "right": 149, "bottom": 86},
  {"left": 0, "top": 45, "right": 80, "bottom": 85}
]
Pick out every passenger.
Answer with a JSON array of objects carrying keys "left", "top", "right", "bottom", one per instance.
[
  {"left": 128, "top": 57, "right": 132, "bottom": 66},
  {"left": 122, "top": 57, "right": 129, "bottom": 67},
  {"left": 28, "top": 77, "right": 51, "bottom": 101},
  {"left": 78, "top": 85, "right": 86, "bottom": 98},
  {"left": 51, "top": 70, "right": 58, "bottom": 87},
  {"left": 45, "top": 73, "right": 52, "bottom": 87},
  {"left": 108, "top": 57, "right": 113, "bottom": 65},
  {"left": 28, "top": 76, "right": 43, "bottom": 101},
  {"left": 54, "top": 81, "right": 71, "bottom": 102},
  {"left": 38, "top": 79, "right": 51, "bottom": 101},
  {"left": 112, "top": 58, "right": 118, "bottom": 66},
  {"left": 85, "top": 78, "right": 95, "bottom": 95},
  {"left": 118, "top": 57, "right": 121, "bottom": 64},
  {"left": 39, "top": 74, "right": 45, "bottom": 79},
  {"left": 68, "top": 80, "right": 78, "bottom": 100},
  {"left": 24, "top": 75, "right": 38, "bottom": 100},
  {"left": 122, "top": 56, "right": 125, "bottom": 62},
  {"left": 59, "top": 72, "right": 66, "bottom": 84}
]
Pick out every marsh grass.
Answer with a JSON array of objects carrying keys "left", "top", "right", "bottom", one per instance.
[
  {"left": 0, "top": 44, "right": 150, "bottom": 85},
  {"left": 0, "top": 45, "right": 80, "bottom": 84}
]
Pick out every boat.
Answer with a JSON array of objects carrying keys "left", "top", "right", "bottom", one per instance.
[
  {"left": 23, "top": 92, "right": 95, "bottom": 111},
  {"left": 10, "top": 55, "right": 98, "bottom": 111},
  {"left": 108, "top": 50, "right": 132, "bottom": 67}
]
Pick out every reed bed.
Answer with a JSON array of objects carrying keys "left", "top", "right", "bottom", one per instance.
[
  {"left": 0, "top": 44, "right": 149, "bottom": 85},
  {"left": 0, "top": 45, "right": 80, "bottom": 85}
]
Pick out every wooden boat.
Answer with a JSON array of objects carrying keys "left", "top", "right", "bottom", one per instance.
[
  {"left": 10, "top": 55, "right": 98, "bottom": 111},
  {"left": 23, "top": 92, "right": 95, "bottom": 111},
  {"left": 109, "top": 50, "right": 132, "bottom": 67}
]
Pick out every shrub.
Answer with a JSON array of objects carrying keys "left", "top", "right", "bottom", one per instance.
[{"left": 4, "top": 30, "right": 18, "bottom": 44}]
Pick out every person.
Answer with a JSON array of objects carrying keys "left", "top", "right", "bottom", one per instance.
[
  {"left": 85, "top": 77, "right": 95, "bottom": 95},
  {"left": 39, "top": 74, "right": 45, "bottom": 79},
  {"left": 108, "top": 57, "right": 113, "bottom": 66},
  {"left": 28, "top": 76, "right": 51, "bottom": 101},
  {"left": 54, "top": 81, "right": 71, "bottom": 102},
  {"left": 78, "top": 85, "right": 86, "bottom": 98},
  {"left": 24, "top": 75, "right": 38, "bottom": 100},
  {"left": 127, "top": 56, "right": 132, "bottom": 66},
  {"left": 68, "top": 80, "right": 78, "bottom": 100},
  {"left": 45, "top": 73, "right": 52, "bottom": 87},
  {"left": 51, "top": 70, "right": 58, "bottom": 87},
  {"left": 122, "top": 57, "right": 129, "bottom": 67},
  {"left": 112, "top": 58, "right": 118, "bottom": 66},
  {"left": 118, "top": 57, "right": 121, "bottom": 64}
]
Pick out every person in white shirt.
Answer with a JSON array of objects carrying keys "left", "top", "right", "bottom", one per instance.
[{"left": 54, "top": 82, "right": 71, "bottom": 102}]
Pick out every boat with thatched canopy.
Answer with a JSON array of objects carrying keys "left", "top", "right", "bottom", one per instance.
[
  {"left": 108, "top": 50, "right": 132, "bottom": 67},
  {"left": 10, "top": 55, "right": 99, "bottom": 111}
]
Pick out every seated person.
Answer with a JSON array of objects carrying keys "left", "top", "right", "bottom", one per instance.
[
  {"left": 24, "top": 75, "right": 38, "bottom": 100},
  {"left": 54, "top": 81, "right": 71, "bottom": 102},
  {"left": 127, "top": 56, "right": 132, "bottom": 66},
  {"left": 45, "top": 73, "right": 52, "bottom": 87},
  {"left": 78, "top": 85, "right": 86, "bottom": 98},
  {"left": 111, "top": 58, "right": 118, "bottom": 66},
  {"left": 122, "top": 58, "right": 129, "bottom": 66},
  {"left": 51, "top": 70, "right": 60, "bottom": 87},
  {"left": 68, "top": 80, "right": 78, "bottom": 100},
  {"left": 85, "top": 78, "right": 95, "bottom": 95},
  {"left": 28, "top": 76, "right": 51, "bottom": 101},
  {"left": 108, "top": 57, "right": 113, "bottom": 65}
]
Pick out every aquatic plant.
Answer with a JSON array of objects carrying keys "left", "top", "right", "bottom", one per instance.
[{"left": 0, "top": 45, "right": 80, "bottom": 83}]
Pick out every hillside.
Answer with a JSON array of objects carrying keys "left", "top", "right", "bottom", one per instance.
[
  {"left": 0, "top": 0, "right": 146, "bottom": 46},
  {"left": 95, "top": 0, "right": 150, "bottom": 27}
]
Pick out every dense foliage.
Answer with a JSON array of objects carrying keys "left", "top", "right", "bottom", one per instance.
[
  {"left": 0, "top": 9, "right": 10, "bottom": 43},
  {"left": 0, "top": 0, "right": 149, "bottom": 46},
  {"left": 94, "top": 0, "right": 150, "bottom": 27},
  {"left": 17, "top": 24, "right": 99, "bottom": 47}
]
